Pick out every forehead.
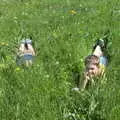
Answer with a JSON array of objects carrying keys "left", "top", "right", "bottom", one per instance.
[
  {"left": 87, "top": 64, "right": 98, "bottom": 69},
  {"left": 85, "top": 55, "right": 100, "bottom": 66}
]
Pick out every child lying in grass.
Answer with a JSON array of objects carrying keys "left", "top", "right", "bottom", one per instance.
[
  {"left": 83, "top": 38, "right": 108, "bottom": 89},
  {"left": 16, "top": 37, "right": 36, "bottom": 66},
  {"left": 72, "top": 37, "right": 109, "bottom": 91}
]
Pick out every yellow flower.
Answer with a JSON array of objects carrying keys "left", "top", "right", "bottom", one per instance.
[
  {"left": 1, "top": 42, "right": 5, "bottom": 46},
  {"left": 15, "top": 67, "right": 21, "bottom": 71},
  {"left": 0, "top": 42, "right": 8, "bottom": 46},
  {"left": 70, "top": 10, "right": 77, "bottom": 14}
]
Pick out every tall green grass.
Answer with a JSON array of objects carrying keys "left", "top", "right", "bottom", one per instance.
[{"left": 0, "top": 0, "right": 120, "bottom": 119}]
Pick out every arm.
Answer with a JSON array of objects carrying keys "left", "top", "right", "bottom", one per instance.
[
  {"left": 28, "top": 44, "right": 36, "bottom": 56},
  {"left": 82, "top": 72, "right": 89, "bottom": 89}
]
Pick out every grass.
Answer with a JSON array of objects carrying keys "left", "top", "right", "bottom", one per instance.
[{"left": 0, "top": 0, "right": 120, "bottom": 120}]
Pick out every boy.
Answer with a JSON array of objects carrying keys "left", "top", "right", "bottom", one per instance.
[{"left": 83, "top": 38, "right": 108, "bottom": 89}]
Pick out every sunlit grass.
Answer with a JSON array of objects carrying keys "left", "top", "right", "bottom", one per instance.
[{"left": 0, "top": 0, "right": 120, "bottom": 120}]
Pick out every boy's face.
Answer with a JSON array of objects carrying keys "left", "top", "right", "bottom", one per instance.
[{"left": 86, "top": 64, "right": 99, "bottom": 78}]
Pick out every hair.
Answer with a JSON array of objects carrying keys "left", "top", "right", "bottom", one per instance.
[
  {"left": 84, "top": 54, "right": 99, "bottom": 67},
  {"left": 24, "top": 43, "right": 29, "bottom": 50}
]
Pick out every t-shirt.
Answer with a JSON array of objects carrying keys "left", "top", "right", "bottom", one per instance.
[{"left": 99, "top": 56, "right": 107, "bottom": 72}]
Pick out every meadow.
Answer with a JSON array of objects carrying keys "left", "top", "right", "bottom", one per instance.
[{"left": 0, "top": 0, "right": 120, "bottom": 120}]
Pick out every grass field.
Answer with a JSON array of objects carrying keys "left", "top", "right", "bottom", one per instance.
[{"left": 0, "top": 0, "right": 120, "bottom": 120}]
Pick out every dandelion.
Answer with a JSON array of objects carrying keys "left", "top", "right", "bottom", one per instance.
[
  {"left": 70, "top": 10, "right": 77, "bottom": 14},
  {"left": 0, "top": 42, "right": 8, "bottom": 46},
  {"left": 15, "top": 67, "right": 21, "bottom": 71},
  {"left": 1, "top": 42, "right": 5, "bottom": 46}
]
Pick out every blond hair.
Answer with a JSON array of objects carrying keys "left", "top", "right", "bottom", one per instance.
[{"left": 85, "top": 55, "right": 99, "bottom": 68}]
